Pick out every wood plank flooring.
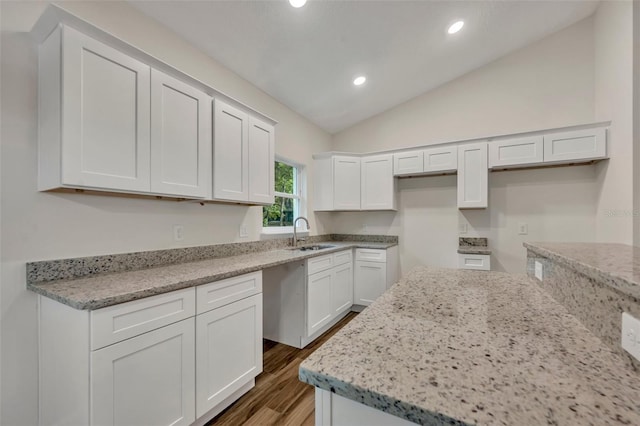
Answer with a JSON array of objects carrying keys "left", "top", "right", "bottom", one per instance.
[{"left": 206, "top": 312, "right": 358, "bottom": 426}]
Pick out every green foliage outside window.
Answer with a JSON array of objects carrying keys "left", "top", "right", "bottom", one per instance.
[{"left": 263, "top": 161, "right": 297, "bottom": 227}]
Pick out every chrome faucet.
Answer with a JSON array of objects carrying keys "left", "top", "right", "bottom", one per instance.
[{"left": 292, "top": 216, "right": 310, "bottom": 247}]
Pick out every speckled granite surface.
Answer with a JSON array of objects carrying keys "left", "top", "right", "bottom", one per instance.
[
  {"left": 27, "top": 241, "right": 396, "bottom": 310},
  {"left": 458, "top": 237, "right": 491, "bottom": 255},
  {"left": 299, "top": 267, "right": 640, "bottom": 426},
  {"left": 524, "top": 242, "right": 640, "bottom": 299},
  {"left": 525, "top": 243, "right": 640, "bottom": 372},
  {"left": 26, "top": 234, "right": 397, "bottom": 284}
]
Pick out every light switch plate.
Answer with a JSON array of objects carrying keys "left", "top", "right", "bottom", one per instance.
[
  {"left": 239, "top": 226, "right": 248, "bottom": 238},
  {"left": 459, "top": 223, "right": 468, "bottom": 234},
  {"left": 622, "top": 312, "right": 640, "bottom": 362},
  {"left": 518, "top": 223, "right": 528, "bottom": 235},
  {"left": 534, "top": 261, "right": 543, "bottom": 281},
  {"left": 173, "top": 225, "right": 184, "bottom": 241}
]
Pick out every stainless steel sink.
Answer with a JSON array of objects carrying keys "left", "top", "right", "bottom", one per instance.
[{"left": 289, "top": 244, "right": 336, "bottom": 251}]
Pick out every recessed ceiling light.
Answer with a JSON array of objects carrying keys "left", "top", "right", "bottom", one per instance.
[
  {"left": 447, "top": 20, "right": 465, "bottom": 34},
  {"left": 289, "top": 0, "right": 307, "bottom": 8},
  {"left": 353, "top": 76, "right": 367, "bottom": 86}
]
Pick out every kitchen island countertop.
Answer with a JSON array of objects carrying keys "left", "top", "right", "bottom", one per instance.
[{"left": 299, "top": 266, "right": 640, "bottom": 425}]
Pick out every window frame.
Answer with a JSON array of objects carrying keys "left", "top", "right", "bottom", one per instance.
[{"left": 261, "top": 156, "right": 307, "bottom": 236}]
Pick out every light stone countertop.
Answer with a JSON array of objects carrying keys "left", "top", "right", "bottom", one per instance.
[
  {"left": 524, "top": 242, "right": 640, "bottom": 299},
  {"left": 299, "top": 266, "right": 640, "bottom": 425},
  {"left": 27, "top": 241, "right": 395, "bottom": 310}
]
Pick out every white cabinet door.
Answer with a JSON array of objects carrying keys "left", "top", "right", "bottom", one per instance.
[
  {"left": 91, "top": 318, "right": 195, "bottom": 426},
  {"left": 332, "top": 263, "right": 353, "bottom": 314},
  {"left": 393, "top": 151, "right": 424, "bottom": 176},
  {"left": 307, "top": 269, "right": 334, "bottom": 336},
  {"left": 333, "top": 156, "right": 361, "bottom": 210},
  {"left": 354, "top": 261, "right": 387, "bottom": 306},
  {"left": 62, "top": 26, "right": 151, "bottom": 192},
  {"left": 488, "top": 136, "right": 543, "bottom": 169},
  {"left": 151, "top": 70, "right": 211, "bottom": 198},
  {"left": 543, "top": 127, "right": 607, "bottom": 164},
  {"left": 361, "top": 154, "right": 396, "bottom": 210},
  {"left": 195, "top": 294, "right": 262, "bottom": 418},
  {"left": 213, "top": 99, "right": 249, "bottom": 202},
  {"left": 248, "top": 117, "right": 275, "bottom": 204},
  {"left": 423, "top": 146, "right": 457, "bottom": 174},
  {"left": 457, "top": 142, "right": 488, "bottom": 209}
]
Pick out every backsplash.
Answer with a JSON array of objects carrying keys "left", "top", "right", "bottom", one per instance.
[{"left": 26, "top": 234, "right": 398, "bottom": 284}]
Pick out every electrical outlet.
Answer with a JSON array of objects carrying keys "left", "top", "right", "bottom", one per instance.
[
  {"left": 622, "top": 312, "right": 640, "bottom": 362},
  {"left": 239, "top": 226, "right": 248, "bottom": 238},
  {"left": 459, "top": 223, "right": 468, "bottom": 234},
  {"left": 534, "top": 261, "right": 543, "bottom": 281},
  {"left": 173, "top": 225, "right": 184, "bottom": 241},
  {"left": 518, "top": 223, "right": 528, "bottom": 235}
]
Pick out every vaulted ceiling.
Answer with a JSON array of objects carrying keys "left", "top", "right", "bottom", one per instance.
[{"left": 131, "top": 0, "right": 599, "bottom": 134}]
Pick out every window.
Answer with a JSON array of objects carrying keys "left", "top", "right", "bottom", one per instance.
[{"left": 262, "top": 159, "right": 305, "bottom": 232}]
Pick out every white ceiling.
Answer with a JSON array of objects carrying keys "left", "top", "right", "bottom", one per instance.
[{"left": 131, "top": 0, "right": 599, "bottom": 134}]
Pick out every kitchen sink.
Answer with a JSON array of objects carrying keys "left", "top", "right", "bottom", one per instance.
[{"left": 290, "top": 244, "right": 336, "bottom": 251}]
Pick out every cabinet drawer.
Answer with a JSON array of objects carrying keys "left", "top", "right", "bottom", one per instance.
[
  {"left": 489, "top": 136, "right": 543, "bottom": 168},
  {"left": 457, "top": 254, "right": 491, "bottom": 271},
  {"left": 196, "top": 271, "right": 262, "bottom": 315},
  {"left": 333, "top": 249, "right": 353, "bottom": 266},
  {"left": 355, "top": 248, "right": 386, "bottom": 263},
  {"left": 91, "top": 287, "right": 195, "bottom": 350},
  {"left": 393, "top": 151, "right": 424, "bottom": 176},
  {"left": 307, "top": 253, "right": 334, "bottom": 275}
]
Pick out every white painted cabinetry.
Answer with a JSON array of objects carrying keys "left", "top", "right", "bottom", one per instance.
[
  {"left": 332, "top": 261, "right": 354, "bottom": 314},
  {"left": 353, "top": 246, "right": 398, "bottom": 307},
  {"left": 334, "top": 156, "right": 362, "bottom": 210},
  {"left": 393, "top": 150, "right": 424, "bottom": 176},
  {"left": 151, "top": 70, "right": 211, "bottom": 198},
  {"left": 213, "top": 99, "right": 275, "bottom": 205},
  {"left": 488, "top": 135, "right": 543, "bottom": 169},
  {"left": 457, "top": 142, "right": 488, "bottom": 209},
  {"left": 39, "top": 26, "right": 152, "bottom": 193},
  {"left": 543, "top": 127, "right": 607, "bottom": 164},
  {"left": 361, "top": 154, "right": 396, "bottom": 210},
  {"left": 38, "top": 272, "right": 263, "bottom": 426},
  {"left": 423, "top": 145, "right": 458, "bottom": 174},
  {"left": 307, "top": 268, "right": 334, "bottom": 336},
  {"left": 91, "top": 318, "right": 196, "bottom": 426}
]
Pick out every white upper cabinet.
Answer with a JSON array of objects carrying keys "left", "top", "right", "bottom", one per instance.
[
  {"left": 39, "top": 26, "right": 151, "bottom": 193},
  {"left": 248, "top": 117, "right": 275, "bottom": 205},
  {"left": 333, "top": 156, "right": 361, "bottom": 210},
  {"left": 457, "top": 142, "right": 488, "bottom": 209},
  {"left": 423, "top": 146, "right": 458, "bottom": 174},
  {"left": 213, "top": 99, "right": 275, "bottom": 205},
  {"left": 151, "top": 70, "right": 211, "bottom": 198},
  {"left": 543, "top": 127, "right": 607, "bottom": 164},
  {"left": 213, "top": 100, "right": 249, "bottom": 202},
  {"left": 489, "top": 135, "right": 543, "bottom": 169},
  {"left": 361, "top": 154, "right": 396, "bottom": 211},
  {"left": 393, "top": 150, "right": 424, "bottom": 176}
]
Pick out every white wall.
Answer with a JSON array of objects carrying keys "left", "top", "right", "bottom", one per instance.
[
  {"left": 331, "top": 16, "right": 599, "bottom": 275},
  {"left": 633, "top": 0, "right": 640, "bottom": 247},
  {"left": 593, "top": 0, "right": 634, "bottom": 245},
  {"left": 0, "top": 2, "right": 332, "bottom": 424}
]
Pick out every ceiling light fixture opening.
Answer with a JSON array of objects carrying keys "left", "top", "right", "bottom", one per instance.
[
  {"left": 448, "top": 20, "right": 465, "bottom": 34},
  {"left": 289, "top": 0, "right": 307, "bottom": 8},
  {"left": 353, "top": 76, "right": 367, "bottom": 86}
]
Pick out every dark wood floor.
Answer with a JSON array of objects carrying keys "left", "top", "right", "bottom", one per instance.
[{"left": 206, "top": 312, "right": 358, "bottom": 426}]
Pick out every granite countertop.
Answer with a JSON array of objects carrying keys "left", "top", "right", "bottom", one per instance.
[
  {"left": 457, "top": 246, "right": 491, "bottom": 255},
  {"left": 458, "top": 237, "right": 491, "bottom": 255},
  {"left": 27, "top": 241, "right": 395, "bottom": 310},
  {"left": 299, "top": 266, "right": 640, "bottom": 425},
  {"left": 524, "top": 242, "right": 640, "bottom": 299}
]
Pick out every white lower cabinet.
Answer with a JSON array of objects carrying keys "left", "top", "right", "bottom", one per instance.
[
  {"left": 91, "top": 318, "right": 196, "bottom": 426},
  {"left": 353, "top": 247, "right": 398, "bottom": 307},
  {"left": 332, "top": 262, "right": 354, "bottom": 314},
  {"left": 38, "top": 272, "right": 263, "bottom": 426},
  {"left": 354, "top": 261, "right": 387, "bottom": 306},
  {"left": 196, "top": 294, "right": 263, "bottom": 417},
  {"left": 307, "top": 269, "right": 334, "bottom": 336}
]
